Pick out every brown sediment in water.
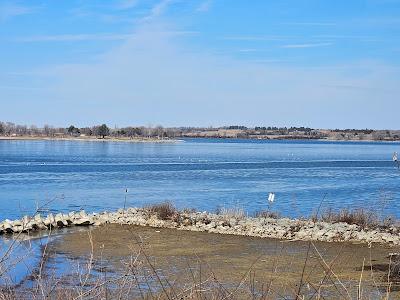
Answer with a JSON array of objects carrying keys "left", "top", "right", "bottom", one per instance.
[{"left": 48, "top": 224, "right": 400, "bottom": 298}]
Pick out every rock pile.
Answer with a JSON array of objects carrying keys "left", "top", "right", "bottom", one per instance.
[
  {"left": 1, "top": 208, "right": 400, "bottom": 245},
  {"left": 0, "top": 211, "right": 94, "bottom": 234}
]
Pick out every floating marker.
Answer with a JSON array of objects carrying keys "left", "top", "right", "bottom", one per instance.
[{"left": 268, "top": 192, "right": 275, "bottom": 203}]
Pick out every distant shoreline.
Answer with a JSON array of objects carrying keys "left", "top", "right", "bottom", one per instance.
[
  {"left": 183, "top": 136, "right": 400, "bottom": 143},
  {"left": 0, "top": 136, "right": 180, "bottom": 143},
  {"left": 2, "top": 122, "right": 399, "bottom": 143},
  {"left": 1, "top": 135, "right": 399, "bottom": 144}
]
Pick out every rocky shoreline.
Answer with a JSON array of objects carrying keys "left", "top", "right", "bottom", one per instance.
[{"left": 1, "top": 208, "right": 400, "bottom": 245}]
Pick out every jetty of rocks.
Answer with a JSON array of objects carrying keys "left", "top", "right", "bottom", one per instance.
[{"left": 1, "top": 208, "right": 400, "bottom": 245}]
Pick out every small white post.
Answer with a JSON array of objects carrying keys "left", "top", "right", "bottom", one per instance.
[{"left": 393, "top": 152, "right": 399, "bottom": 169}]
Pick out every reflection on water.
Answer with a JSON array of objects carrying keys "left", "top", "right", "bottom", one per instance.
[{"left": 0, "top": 227, "right": 93, "bottom": 286}]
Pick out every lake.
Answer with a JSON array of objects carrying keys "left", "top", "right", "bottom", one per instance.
[{"left": 0, "top": 138, "right": 399, "bottom": 220}]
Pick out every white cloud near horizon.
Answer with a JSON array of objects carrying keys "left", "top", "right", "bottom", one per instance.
[{"left": 7, "top": 22, "right": 396, "bottom": 129}]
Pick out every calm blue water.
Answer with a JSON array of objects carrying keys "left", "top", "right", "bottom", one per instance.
[{"left": 0, "top": 138, "right": 399, "bottom": 220}]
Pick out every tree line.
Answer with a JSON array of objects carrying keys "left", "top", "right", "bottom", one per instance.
[
  {"left": 0, "top": 121, "right": 397, "bottom": 141},
  {"left": 0, "top": 122, "right": 180, "bottom": 139},
  {"left": 0, "top": 122, "right": 317, "bottom": 139}
]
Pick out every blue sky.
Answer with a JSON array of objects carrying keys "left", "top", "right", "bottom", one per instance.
[{"left": 1, "top": 0, "right": 400, "bottom": 128}]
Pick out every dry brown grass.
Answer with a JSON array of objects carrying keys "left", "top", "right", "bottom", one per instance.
[
  {"left": 215, "top": 206, "right": 246, "bottom": 219},
  {"left": 319, "top": 208, "right": 388, "bottom": 229},
  {"left": 253, "top": 210, "right": 280, "bottom": 219},
  {"left": 145, "top": 201, "right": 177, "bottom": 220}
]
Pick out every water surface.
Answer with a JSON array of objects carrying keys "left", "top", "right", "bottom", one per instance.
[{"left": 0, "top": 138, "right": 399, "bottom": 219}]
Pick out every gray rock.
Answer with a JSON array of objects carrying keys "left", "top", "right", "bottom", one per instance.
[
  {"left": 3, "top": 221, "right": 13, "bottom": 233},
  {"left": 34, "top": 214, "right": 42, "bottom": 223},
  {"left": 55, "top": 214, "right": 68, "bottom": 227},
  {"left": 12, "top": 220, "right": 22, "bottom": 227},
  {"left": 74, "top": 217, "right": 94, "bottom": 226}
]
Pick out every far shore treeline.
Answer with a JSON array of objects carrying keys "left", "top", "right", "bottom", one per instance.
[{"left": 0, "top": 121, "right": 399, "bottom": 141}]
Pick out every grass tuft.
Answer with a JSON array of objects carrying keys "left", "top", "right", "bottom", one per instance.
[
  {"left": 145, "top": 201, "right": 177, "bottom": 220},
  {"left": 215, "top": 206, "right": 246, "bottom": 219},
  {"left": 320, "top": 208, "right": 379, "bottom": 229},
  {"left": 254, "top": 210, "right": 280, "bottom": 219}
]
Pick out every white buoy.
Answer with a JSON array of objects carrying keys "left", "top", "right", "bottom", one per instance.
[{"left": 268, "top": 192, "right": 275, "bottom": 203}]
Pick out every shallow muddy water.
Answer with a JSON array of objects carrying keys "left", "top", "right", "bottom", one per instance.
[{"left": 44, "top": 224, "right": 400, "bottom": 299}]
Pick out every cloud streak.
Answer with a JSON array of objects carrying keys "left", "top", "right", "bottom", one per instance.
[
  {"left": 116, "top": 0, "right": 139, "bottom": 10},
  {"left": 282, "top": 22, "right": 336, "bottom": 26},
  {"left": 16, "top": 33, "right": 135, "bottom": 42},
  {"left": 142, "top": 0, "right": 177, "bottom": 21},
  {"left": 223, "top": 35, "right": 293, "bottom": 41},
  {"left": 196, "top": 0, "right": 212, "bottom": 12},
  {"left": 0, "top": 2, "right": 36, "bottom": 21},
  {"left": 16, "top": 31, "right": 196, "bottom": 42},
  {"left": 281, "top": 42, "right": 333, "bottom": 48}
]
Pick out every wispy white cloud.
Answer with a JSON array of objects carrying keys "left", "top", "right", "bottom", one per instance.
[
  {"left": 250, "top": 59, "right": 291, "bottom": 64},
  {"left": 196, "top": 0, "right": 212, "bottom": 12},
  {"left": 313, "top": 34, "right": 388, "bottom": 43},
  {"left": 313, "top": 34, "right": 373, "bottom": 39},
  {"left": 16, "top": 31, "right": 197, "bottom": 43},
  {"left": 281, "top": 42, "right": 333, "bottom": 48},
  {"left": 222, "top": 35, "right": 293, "bottom": 41},
  {"left": 0, "top": 85, "right": 48, "bottom": 91},
  {"left": 144, "top": 0, "right": 176, "bottom": 20},
  {"left": 0, "top": 2, "right": 36, "bottom": 21},
  {"left": 16, "top": 33, "right": 135, "bottom": 42},
  {"left": 237, "top": 49, "right": 259, "bottom": 53},
  {"left": 69, "top": 7, "right": 140, "bottom": 24},
  {"left": 282, "top": 22, "right": 336, "bottom": 26},
  {"left": 116, "top": 0, "right": 139, "bottom": 10},
  {"left": 355, "top": 17, "right": 400, "bottom": 26},
  {"left": 322, "top": 84, "right": 394, "bottom": 93},
  {"left": 1, "top": 71, "right": 48, "bottom": 77}
]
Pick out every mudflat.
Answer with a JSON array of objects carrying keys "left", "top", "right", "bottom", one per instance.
[{"left": 48, "top": 224, "right": 400, "bottom": 298}]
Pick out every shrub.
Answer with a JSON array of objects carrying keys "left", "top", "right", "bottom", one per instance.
[
  {"left": 145, "top": 201, "right": 177, "bottom": 220},
  {"left": 320, "top": 208, "right": 379, "bottom": 229}
]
